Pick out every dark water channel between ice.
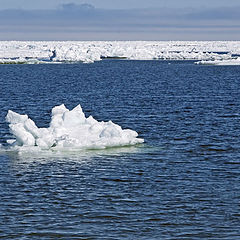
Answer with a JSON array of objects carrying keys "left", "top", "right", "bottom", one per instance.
[{"left": 0, "top": 60, "right": 240, "bottom": 239}]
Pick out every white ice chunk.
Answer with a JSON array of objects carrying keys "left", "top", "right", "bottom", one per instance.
[
  {"left": 6, "top": 110, "right": 28, "bottom": 124},
  {"left": 24, "top": 118, "right": 40, "bottom": 138},
  {"left": 5, "top": 104, "right": 144, "bottom": 151},
  {"left": 51, "top": 104, "right": 68, "bottom": 116},
  {"left": 9, "top": 123, "right": 35, "bottom": 146},
  {"left": 62, "top": 105, "right": 86, "bottom": 127}
]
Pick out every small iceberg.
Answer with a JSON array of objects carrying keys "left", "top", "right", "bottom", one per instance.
[{"left": 5, "top": 104, "right": 144, "bottom": 151}]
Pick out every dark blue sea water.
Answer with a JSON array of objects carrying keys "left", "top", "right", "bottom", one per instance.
[{"left": 0, "top": 60, "right": 240, "bottom": 239}]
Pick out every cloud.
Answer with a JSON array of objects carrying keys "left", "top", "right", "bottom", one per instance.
[
  {"left": 0, "top": 3, "right": 240, "bottom": 40},
  {"left": 60, "top": 3, "right": 95, "bottom": 11}
]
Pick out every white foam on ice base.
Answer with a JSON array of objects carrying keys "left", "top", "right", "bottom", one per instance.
[{"left": 5, "top": 104, "right": 144, "bottom": 152}]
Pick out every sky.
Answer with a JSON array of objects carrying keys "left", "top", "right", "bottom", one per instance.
[
  {"left": 0, "top": 0, "right": 240, "bottom": 40},
  {"left": 1, "top": 0, "right": 240, "bottom": 10}
]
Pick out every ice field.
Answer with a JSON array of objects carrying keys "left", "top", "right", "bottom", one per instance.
[{"left": 1, "top": 41, "right": 240, "bottom": 64}]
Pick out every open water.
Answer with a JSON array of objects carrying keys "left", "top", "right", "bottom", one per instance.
[{"left": 0, "top": 60, "right": 240, "bottom": 239}]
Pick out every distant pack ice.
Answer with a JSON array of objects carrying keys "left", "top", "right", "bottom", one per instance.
[
  {"left": 0, "top": 41, "right": 240, "bottom": 64},
  {"left": 195, "top": 57, "right": 240, "bottom": 66},
  {"left": 6, "top": 104, "right": 144, "bottom": 150}
]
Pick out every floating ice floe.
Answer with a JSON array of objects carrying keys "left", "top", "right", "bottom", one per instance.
[
  {"left": 5, "top": 104, "right": 144, "bottom": 151},
  {"left": 195, "top": 57, "right": 240, "bottom": 66},
  {"left": 0, "top": 41, "right": 240, "bottom": 64}
]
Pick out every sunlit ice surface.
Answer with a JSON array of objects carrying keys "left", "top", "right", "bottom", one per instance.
[
  {"left": 4, "top": 104, "right": 144, "bottom": 154},
  {"left": 1, "top": 41, "right": 240, "bottom": 64}
]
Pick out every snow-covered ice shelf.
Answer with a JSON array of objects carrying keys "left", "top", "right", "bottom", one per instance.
[{"left": 0, "top": 41, "right": 240, "bottom": 64}]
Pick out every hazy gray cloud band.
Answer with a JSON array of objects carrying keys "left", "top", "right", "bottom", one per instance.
[{"left": 0, "top": 3, "right": 240, "bottom": 40}]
